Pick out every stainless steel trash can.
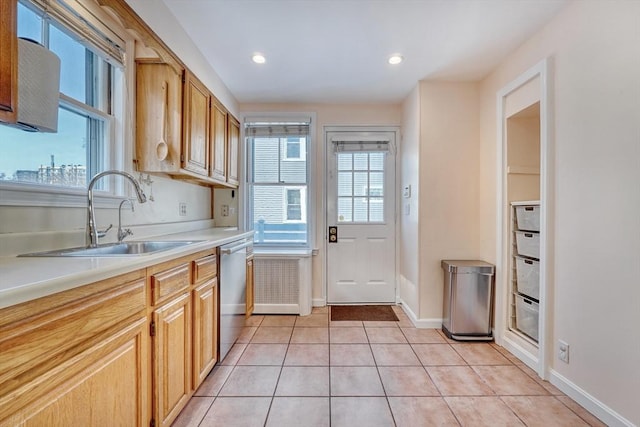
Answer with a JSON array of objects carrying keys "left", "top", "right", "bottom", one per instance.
[{"left": 441, "top": 260, "right": 495, "bottom": 341}]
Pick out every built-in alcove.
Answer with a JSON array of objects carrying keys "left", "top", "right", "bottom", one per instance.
[{"left": 496, "top": 59, "right": 550, "bottom": 379}]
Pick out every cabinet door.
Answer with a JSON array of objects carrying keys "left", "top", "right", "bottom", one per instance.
[
  {"left": 153, "top": 292, "right": 192, "bottom": 427},
  {"left": 246, "top": 257, "right": 254, "bottom": 317},
  {"left": 0, "top": 0, "right": 17, "bottom": 124},
  {"left": 227, "top": 115, "right": 240, "bottom": 186},
  {"left": 210, "top": 99, "right": 228, "bottom": 182},
  {"left": 4, "top": 318, "right": 149, "bottom": 427},
  {"left": 136, "top": 61, "right": 183, "bottom": 172},
  {"left": 192, "top": 277, "right": 218, "bottom": 388},
  {"left": 182, "top": 72, "right": 209, "bottom": 176}
]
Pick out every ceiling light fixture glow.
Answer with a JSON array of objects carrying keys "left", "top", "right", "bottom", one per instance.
[
  {"left": 388, "top": 54, "right": 403, "bottom": 65},
  {"left": 252, "top": 53, "right": 266, "bottom": 64}
]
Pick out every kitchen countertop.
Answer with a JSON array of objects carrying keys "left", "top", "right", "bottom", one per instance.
[{"left": 0, "top": 228, "right": 253, "bottom": 310}]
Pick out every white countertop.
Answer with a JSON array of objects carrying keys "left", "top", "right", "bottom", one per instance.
[{"left": 0, "top": 228, "right": 253, "bottom": 309}]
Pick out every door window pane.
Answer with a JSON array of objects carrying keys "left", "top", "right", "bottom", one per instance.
[
  {"left": 370, "top": 152, "right": 384, "bottom": 170},
  {"left": 354, "top": 172, "right": 368, "bottom": 196},
  {"left": 354, "top": 198, "right": 368, "bottom": 222},
  {"left": 337, "top": 153, "right": 352, "bottom": 171},
  {"left": 338, "top": 198, "right": 353, "bottom": 222},
  {"left": 338, "top": 172, "right": 352, "bottom": 196},
  {"left": 353, "top": 153, "right": 368, "bottom": 170}
]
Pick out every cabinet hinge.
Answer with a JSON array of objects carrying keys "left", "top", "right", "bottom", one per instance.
[
  {"left": 150, "top": 320, "right": 156, "bottom": 337},
  {"left": 150, "top": 418, "right": 156, "bottom": 427}
]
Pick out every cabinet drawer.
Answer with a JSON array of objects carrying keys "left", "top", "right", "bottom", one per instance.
[
  {"left": 192, "top": 254, "right": 217, "bottom": 283},
  {"left": 151, "top": 263, "right": 191, "bottom": 305}
]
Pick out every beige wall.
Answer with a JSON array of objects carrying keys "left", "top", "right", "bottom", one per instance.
[
  {"left": 417, "top": 82, "right": 481, "bottom": 320},
  {"left": 240, "top": 103, "right": 402, "bottom": 303},
  {"left": 399, "top": 87, "right": 420, "bottom": 315},
  {"left": 478, "top": 1, "right": 640, "bottom": 424}
]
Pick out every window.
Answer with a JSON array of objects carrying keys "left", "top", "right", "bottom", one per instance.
[
  {"left": 337, "top": 152, "right": 385, "bottom": 223},
  {"left": 284, "top": 187, "right": 306, "bottom": 222},
  {"left": 0, "top": 0, "right": 123, "bottom": 194},
  {"left": 246, "top": 118, "right": 311, "bottom": 246},
  {"left": 284, "top": 137, "right": 304, "bottom": 160}
]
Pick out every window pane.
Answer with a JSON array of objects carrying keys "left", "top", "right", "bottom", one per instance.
[
  {"left": 337, "top": 198, "right": 352, "bottom": 222},
  {"left": 353, "top": 153, "right": 368, "bottom": 170},
  {"left": 252, "top": 185, "right": 307, "bottom": 244},
  {"left": 369, "top": 198, "right": 384, "bottom": 221},
  {"left": 354, "top": 172, "right": 368, "bottom": 196},
  {"left": 369, "top": 172, "right": 384, "bottom": 195},
  {"left": 286, "top": 138, "right": 301, "bottom": 158},
  {"left": 370, "top": 152, "right": 384, "bottom": 170},
  {"left": 337, "top": 153, "right": 352, "bottom": 171},
  {"left": 253, "top": 138, "right": 280, "bottom": 182},
  {"left": 337, "top": 172, "right": 352, "bottom": 197},
  {"left": 17, "top": 3, "right": 42, "bottom": 42},
  {"left": 354, "top": 197, "right": 368, "bottom": 221},
  {"left": 0, "top": 108, "right": 88, "bottom": 187},
  {"left": 50, "top": 24, "right": 87, "bottom": 103}
]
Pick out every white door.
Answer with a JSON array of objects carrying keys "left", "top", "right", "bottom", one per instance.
[{"left": 326, "top": 130, "right": 397, "bottom": 304}]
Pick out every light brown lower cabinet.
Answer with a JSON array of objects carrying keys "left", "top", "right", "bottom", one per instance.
[
  {"left": 193, "top": 277, "right": 218, "bottom": 388},
  {"left": 152, "top": 292, "right": 192, "bottom": 427},
  {"left": 0, "top": 248, "right": 221, "bottom": 427}
]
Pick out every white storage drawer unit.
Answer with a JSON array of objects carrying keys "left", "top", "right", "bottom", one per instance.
[
  {"left": 515, "top": 256, "right": 540, "bottom": 300},
  {"left": 515, "top": 230, "right": 540, "bottom": 259},
  {"left": 515, "top": 205, "right": 540, "bottom": 232},
  {"left": 515, "top": 294, "right": 539, "bottom": 341}
]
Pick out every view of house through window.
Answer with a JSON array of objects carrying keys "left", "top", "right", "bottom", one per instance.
[
  {"left": 246, "top": 119, "right": 310, "bottom": 246},
  {"left": 0, "top": 1, "right": 121, "bottom": 190}
]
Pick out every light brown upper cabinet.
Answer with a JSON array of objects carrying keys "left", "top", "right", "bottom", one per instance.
[
  {"left": 136, "top": 61, "right": 183, "bottom": 172},
  {"left": 182, "top": 71, "right": 210, "bottom": 176},
  {"left": 0, "top": 0, "right": 18, "bottom": 124},
  {"left": 227, "top": 115, "right": 240, "bottom": 186},
  {"left": 210, "top": 98, "right": 228, "bottom": 182}
]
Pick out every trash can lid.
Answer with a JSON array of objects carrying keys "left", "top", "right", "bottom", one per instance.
[{"left": 441, "top": 260, "right": 495, "bottom": 274}]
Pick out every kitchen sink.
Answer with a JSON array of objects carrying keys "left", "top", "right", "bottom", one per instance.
[{"left": 19, "top": 241, "right": 203, "bottom": 257}]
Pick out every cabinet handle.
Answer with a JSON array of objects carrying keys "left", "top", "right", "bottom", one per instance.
[{"left": 524, "top": 233, "right": 533, "bottom": 238}]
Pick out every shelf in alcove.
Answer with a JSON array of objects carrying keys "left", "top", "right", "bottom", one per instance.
[{"left": 507, "top": 165, "right": 540, "bottom": 175}]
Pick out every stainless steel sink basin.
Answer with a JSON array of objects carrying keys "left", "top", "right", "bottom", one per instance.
[{"left": 19, "top": 241, "right": 202, "bottom": 257}]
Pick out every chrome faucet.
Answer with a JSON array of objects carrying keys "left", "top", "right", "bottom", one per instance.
[
  {"left": 86, "top": 170, "right": 147, "bottom": 247},
  {"left": 117, "top": 199, "right": 135, "bottom": 243}
]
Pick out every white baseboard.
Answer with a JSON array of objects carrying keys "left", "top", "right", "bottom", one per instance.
[
  {"left": 254, "top": 304, "right": 299, "bottom": 315},
  {"left": 312, "top": 298, "right": 326, "bottom": 307},
  {"left": 549, "top": 369, "right": 635, "bottom": 427},
  {"left": 397, "top": 300, "right": 443, "bottom": 329}
]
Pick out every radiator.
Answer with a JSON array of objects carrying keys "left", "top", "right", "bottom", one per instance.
[{"left": 253, "top": 254, "right": 312, "bottom": 315}]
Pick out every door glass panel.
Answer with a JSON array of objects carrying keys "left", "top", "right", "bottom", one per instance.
[
  {"left": 354, "top": 198, "right": 368, "bottom": 222},
  {"left": 337, "top": 153, "right": 352, "bottom": 170},
  {"left": 338, "top": 172, "right": 352, "bottom": 196},
  {"left": 338, "top": 198, "right": 352, "bottom": 222},
  {"left": 370, "top": 152, "right": 384, "bottom": 170},
  {"left": 334, "top": 152, "right": 386, "bottom": 223},
  {"left": 353, "top": 172, "right": 368, "bottom": 196},
  {"left": 353, "top": 153, "right": 368, "bottom": 170},
  {"left": 370, "top": 198, "right": 384, "bottom": 221}
]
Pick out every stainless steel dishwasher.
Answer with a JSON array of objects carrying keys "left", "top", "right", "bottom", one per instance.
[{"left": 219, "top": 238, "right": 252, "bottom": 360}]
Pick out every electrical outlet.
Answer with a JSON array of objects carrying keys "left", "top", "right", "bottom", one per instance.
[
  {"left": 221, "top": 204, "right": 229, "bottom": 216},
  {"left": 558, "top": 340, "right": 569, "bottom": 363},
  {"left": 179, "top": 202, "right": 187, "bottom": 216}
]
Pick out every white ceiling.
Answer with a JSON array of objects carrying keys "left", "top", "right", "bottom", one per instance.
[{"left": 161, "top": 0, "right": 568, "bottom": 104}]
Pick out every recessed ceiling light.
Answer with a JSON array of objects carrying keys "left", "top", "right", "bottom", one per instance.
[
  {"left": 388, "top": 54, "right": 403, "bottom": 65},
  {"left": 252, "top": 53, "right": 266, "bottom": 64}
]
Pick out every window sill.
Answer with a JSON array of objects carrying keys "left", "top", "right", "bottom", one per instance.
[
  {"left": 254, "top": 248, "right": 314, "bottom": 258},
  {"left": 0, "top": 181, "right": 125, "bottom": 209}
]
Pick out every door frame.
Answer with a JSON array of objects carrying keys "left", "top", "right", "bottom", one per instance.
[
  {"left": 495, "top": 58, "right": 553, "bottom": 380},
  {"left": 322, "top": 125, "right": 401, "bottom": 305}
]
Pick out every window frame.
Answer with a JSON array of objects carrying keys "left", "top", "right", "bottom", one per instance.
[{"left": 0, "top": 0, "right": 133, "bottom": 208}]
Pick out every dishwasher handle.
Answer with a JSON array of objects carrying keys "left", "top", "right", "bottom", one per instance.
[{"left": 221, "top": 241, "right": 253, "bottom": 255}]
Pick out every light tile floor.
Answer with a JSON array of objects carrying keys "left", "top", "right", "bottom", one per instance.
[{"left": 173, "top": 306, "right": 605, "bottom": 427}]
